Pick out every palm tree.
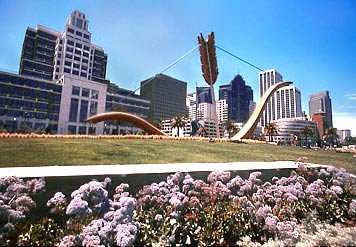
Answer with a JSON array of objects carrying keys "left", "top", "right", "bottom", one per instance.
[
  {"left": 171, "top": 116, "right": 187, "bottom": 137},
  {"left": 152, "top": 120, "right": 163, "bottom": 130},
  {"left": 265, "top": 122, "right": 278, "bottom": 142},
  {"left": 223, "top": 120, "right": 237, "bottom": 138},
  {"left": 324, "top": 128, "right": 340, "bottom": 147},
  {"left": 301, "top": 126, "right": 314, "bottom": 147}
]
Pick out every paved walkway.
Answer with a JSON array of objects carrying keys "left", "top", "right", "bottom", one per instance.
[{"left": 0, "top": 161, "right": 329, "bottom": 178}]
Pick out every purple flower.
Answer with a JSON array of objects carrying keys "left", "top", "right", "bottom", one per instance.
[
  {"left": 255, "top": 205, "right": 271, "bottom": 222},
  {"left": 276, "top": 220, "right": 296, "bottom": 237},
  {"left": 167, "top": 172, "right": 183, "bottom": 186},
  {"left": 59, "top": 235, "right": 76, "bottom": 247},
  {"left": 66, "top": 196, "right": 91, "bottom": 218},
  {"left": 155, "top": 214, "right": 163, "bottom": 222},
  {"left": 330, "top": 185, "right": 343, "bottom": 195},
  {"left": 249, "top": 171, "right": 262, "bottom": 183},
  {"left": 283, "top": 192, "right": 298, "bottom": 202},
  {"left": 348, "top": 199, "right": 356, "bottom": 219},
  {"left": 264, "top": 215, "right": 278, "bottom": 231},
  {"left": 318, "top": 168, "right": 330, "bottom": 177},
  {"left": 169, "top": 196, "right": 182, "bottom": 207},
  {"left": 207, "top": 171, "right": 231, "bottom": 183},
  {"left": 25, "top": 177, "right": 46, "bottom": 194},
  {"left": 82, "top": 234, "right": 100, "bottom": 247},
  {"left": 47, "top": 192, "right": 67, "bottom": 214},
  {"left": 115, "top": 223, "right": 138, "bottom": 246}
]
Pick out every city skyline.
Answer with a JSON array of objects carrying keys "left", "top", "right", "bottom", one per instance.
[{"left": 0, "top": 0, "right": 355, "bottom": 134}]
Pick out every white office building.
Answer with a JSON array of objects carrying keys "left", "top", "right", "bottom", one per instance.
[{"left": 259, "top": 69, "right": 302, "bottom": 126}]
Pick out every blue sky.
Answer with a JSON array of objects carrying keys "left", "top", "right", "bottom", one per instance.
[{"left": 0, "top": 0, "right": 355, "bottom": 135}]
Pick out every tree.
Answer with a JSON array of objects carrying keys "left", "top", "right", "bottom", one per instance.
[
  {"left": 265, "top": 122, "right": 278, "bottom": 142},
  {"left": 344, "top": 136, "right": 356, "bottom": 145},
  {"left": 301, "top": 126, "right": 314, "bottom": 147},
  {"left": 17, "top": 125, "right": 33, "bottom": 134},
  {"left": 324, "top": 128, "right": 340, "bottom": 147},
  {"left": 171, "top": 116, "right": 187, "bottom": 137},
  {"left": 152, "top": 120, "right": 163, "bottom": 130},
  {"left": 223, "top": 120, "right": 238, "bottom": 138}
]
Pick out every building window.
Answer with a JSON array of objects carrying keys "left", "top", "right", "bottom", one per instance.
[
  {"left": 91, "top": 90, "right": 99, "bottom": 99},
  {"left": 67, "top": 27, "right": 74, "bottom": 34},
  {"left": 36, "top": 102, "right": 48, "bottom": 111},
  {"left": 82, "top": 88, "right": 90, "bottom": 97},
  {"left": 79, "top": 100, "right": 88, "bottom": 122},
  {"left": 90, "top": 101, "right": 97, "bottom": 116},
  {"left": 68, "top": 125, "right": 77, "bottom": 134},
  {"left": 76, "top": 18, "right": 83, "bottom": 29},
  {"left": 25, "top": 80, "right": 37, "bottom": 88},
  {"left": 76, "top": 31, "right": 82, "bottom": 37},
  {"left": 69, "top": 98, "right": 79, "bottom": 122},
  {"left": 72, "top": 70, "right": 79, "bottom": 75},
  {"left": 72, "top": 86, "right": 80, "bottom": 96}
]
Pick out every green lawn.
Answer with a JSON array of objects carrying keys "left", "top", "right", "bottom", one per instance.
[{"left": 0, "top": 138, "right": 355, "bottom": 174}]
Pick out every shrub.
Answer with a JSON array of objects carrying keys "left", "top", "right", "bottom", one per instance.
[{"left": 0, "top": 164, "right": 356, "bottom": 246}]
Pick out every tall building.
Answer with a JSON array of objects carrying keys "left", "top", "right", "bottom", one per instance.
[
  {"left": 196, "top": 86, "right": 212, "bottom": 104},
  {"left": 140, "top": 74, "right": 187, "bottom": 122},
  {"left": 259, "top": 69, "right": 283, "bottom": 126},
  {"left": 219, "top": 74, "right": 254, "bottom": 123},
  {"left": 186, "top": 92, "right": 196, "bottom": 120},
  {"left": 19, "top": 25, "right": 58, "bottom": 80},
  {"left": 309, "top": 91, "right": 333, "bottom": 130},
  {"left": 275, "top": 86, "right": 303, "bottom": 119},
  {"left": 311, "top": 111, "right": 326, "bottom": 141},
  {"left": 216, "top": 99, "right": 228, "bottom": 123},
  {"left": 0, "top": 10, "right": 149, "bottom": 135},
  {"left": 259, "top": 69, "right": 302, "bottom": 127},
  {"left": 19, "top": 10, "right": 108, "bottom": 83},
  {"left": 337, "top": 129, "right": 351, "bottom": 143}
]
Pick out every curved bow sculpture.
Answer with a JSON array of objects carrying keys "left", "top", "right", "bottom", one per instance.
[
  {"left": 86, "top": 112, "right": 167, "bottom": 136},
  {"left": 231, "top": 81, "right": 293, "bottom": 140}
]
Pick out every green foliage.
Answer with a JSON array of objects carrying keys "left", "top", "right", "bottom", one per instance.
[
  {"left": 17, "top": 125, "right": 32, "bottom": 134},
  {"left": 35, "top": 127, "right": 46, "bottom": 135},
  {"left": 15, "top": 218, "right": 63, "bottom": 246}
]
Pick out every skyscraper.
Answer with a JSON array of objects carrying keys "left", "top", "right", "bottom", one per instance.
[
  {"left": 140, "top": 74, "right": 187, "bottom": 122},
  {"left": 19, "top": 10, "right": 108, "bottom": 83},
  {"left": 219, "top": 74, "right": 253, "bottom": 123},
  {"left": 275, "top": 86, "right": 303, "bottom": 119},
  {"left": 0, "top": 10, "right": 150, "bottom": 135},
  {"left": 259, "top": 69, "right": 283, "bottom": 126},
  {"left": 259, "top": 69, "right": 302, "bottom": 127},
  {"left": 309, "top": 90, "right": 333, "bottom": 129}
]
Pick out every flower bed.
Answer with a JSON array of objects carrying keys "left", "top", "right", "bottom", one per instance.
[
  {"left": 1, "top": 164, "right": 355, "bottom": 246},
  {"left": 0, "top": 133, "right": 275, "bottom": 144}
]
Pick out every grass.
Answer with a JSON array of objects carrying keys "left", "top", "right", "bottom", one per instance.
[{"left": 0, "top": 138, "right": 355, "bottom": 174}]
